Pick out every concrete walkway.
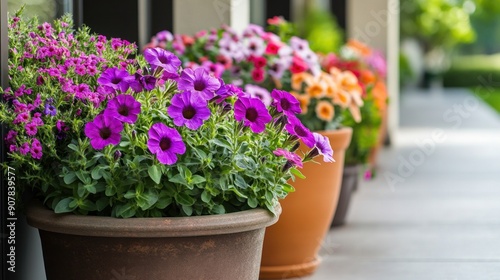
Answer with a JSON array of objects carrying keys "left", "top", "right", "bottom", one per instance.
[{"left": 298, "top": 88, "right": 500, "bottom": 280}]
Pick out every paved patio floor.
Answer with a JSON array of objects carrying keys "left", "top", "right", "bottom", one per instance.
[{"left": 294, "top": 88, "right": 500, "bottom": 280}]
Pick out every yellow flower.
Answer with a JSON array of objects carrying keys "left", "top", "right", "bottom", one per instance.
[
  {"left": 315, "top": 101, "right": 335, "bottom": 122},
  {"left": 292, "top": 91, "right": 310, "bottom": 114}
]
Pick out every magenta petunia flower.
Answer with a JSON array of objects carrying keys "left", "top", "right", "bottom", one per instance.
[
  {"left": 313, "top": 132, "right": 334, "bottom": 162},
  {"left": 273, "top": 148, "right": 303, "bottom": 168},
  {"left": 177, "top": 68, "right": 221, "bottom": 100},
  {"left": 144, "top": 48, "right": 181, "bottom": 76},
  {"left": 19, "top": 142, "right": 30, "bottom": 155},
  {"left": 30, "top": 139, "right": 42, "bottom": 159},
  {"left": 285, "top": 115, "right": 315, "bottom": 148},
  {"left": 167, "top": 91, "right": 211, "bottom": 130},
  {"left": 271, "top": 89, "right": 301, "bottom": 115},
  {"left": 25, "top": 122, "right": 37, "bottom": 136},
  {"left": 104, "top": 94, "right": 141, "bottom": 124},
  {"left": 234, "top": 96, "right": 272, "bottom": 133},
  {"left": 84, "top": 114, "right": 124, "bottom": 150},
  {"left": 97, "top": 67, "right": 133, "bottom": 93},
  {"left": 147, "top": 123, "right": 186, "bottom": 165}
]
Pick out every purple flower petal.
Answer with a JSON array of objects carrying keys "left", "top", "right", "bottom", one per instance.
[
  {"left": 147, "top": 123, "right": 186, "bottom": 165},
  {"left": 104, "top": 94, "right": 142, "bottom": 124},
  {"left": 167, "top": 91, "right": 211, "bottom": 130},
  {"left": 84, "top": 114, "right": 124, "bottom": 150},
  {"left": 234, "top": 96, "right": 272, "bottom": 134},
  {"left": 285, "top": 115, "right": 315, "bottom": 148}
]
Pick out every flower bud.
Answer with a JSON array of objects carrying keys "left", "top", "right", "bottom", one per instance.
[
  {"left": 303, "top": 147, "right": 319, "bottom": 162},
  {"left": 290, "top": 142, "right": 301, "bottom": 152},
  {"left": 131, "top": 130, "right": 137, "bottom": 139},
  {"left": 114, "top": 150, "right": 122, "bottom": 160},
  {"left": 282, "top": 160, "right": 294, "bottom": 172}
]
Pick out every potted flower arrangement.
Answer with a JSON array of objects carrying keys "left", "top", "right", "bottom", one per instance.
[
  {"left": 321, "top": 39, "right": 388, "bottom": 226},
  {"left": 0, "top": 12, "right": 331, "bottom": 280},
  {"left": 146, "top": 17, "right": 362, "bottom": 279}
]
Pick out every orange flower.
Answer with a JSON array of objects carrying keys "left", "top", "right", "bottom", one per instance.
[
  {"left": 291, "top": 72, "right": 313, "bottom": 91},
  {"left": 306, "top": 82, "right": 325, "bottom": 98},
  {"left": 334, "top": 90, "right": 351, "bottom": 108},
  {"left": 348, "top": 102, "right": 362, "bottom": 123},
  {"left": 292, "top": 91, "right": 310, "bottom": 114},
  {"left": 360, "top": 69, "right": 376, "bottom": 86},
  {"left": 315, "top": 101, "right": 335, "bottom": 122},
  {"left": 372, "top": 81, "right": 388, "bottom": 110},
  {"left": 347, "top": 39, "right": 372, "bottom": 57}
]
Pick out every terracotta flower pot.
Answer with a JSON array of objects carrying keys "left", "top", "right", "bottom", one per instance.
[
  {"left": 331, "top": 164, "right": 360, "bottom": 227},
  {"left": 26, "top": 200, "right": 280, "bottom": 280},
  {"left": 260, "top": 127, "right": 352, "bottom": 279}
]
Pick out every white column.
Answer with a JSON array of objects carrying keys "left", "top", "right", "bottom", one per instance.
[
  {"left": 348, "top": 0, "right": 400, "bottom": 143},
  {"left": 173, "top": 0, "right": 250, "bottom": 34}
]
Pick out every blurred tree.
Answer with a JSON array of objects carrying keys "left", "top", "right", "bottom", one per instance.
[
  {"left": 400, "top": 0, "right": 475, "bottom": 52},
  {"left": 8, "top": 0, "right": 57, "bottom": 23}
]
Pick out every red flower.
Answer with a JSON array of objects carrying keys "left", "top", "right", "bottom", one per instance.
[
  {"left": 181, "top": 35, "right": 194, "bottom": 46},
  {"left": 265, "top": 41, "right": 281, "bottom": 55},
  {"left": 267, "top": 16, "right": 285, "bottom": 26},
  {"left": 216, "top": 55, "right": 232, "bottom": 69},
  {"left": 290, "top": 56, "right": 308, "bottom": 74},
  {"left": 252, "top": 56, "right": 267, "bottom": 68},
  {"left": 251, "top": 67, "right": 265, "bottom": 83}
]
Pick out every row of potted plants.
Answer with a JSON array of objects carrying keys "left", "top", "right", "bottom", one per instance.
[{"left": 1, "top": 10, "right": 387, "bottom": 280}]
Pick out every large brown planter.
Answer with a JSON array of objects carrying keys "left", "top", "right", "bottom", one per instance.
[
  {"left": 260, "top": 127, "right": 352, "bottom": 279},
  {"left": 331, "top": 164, "right": 360, "bottom": 227},
  {"left": 26, "top": 200, "right": 280, "bottom": 280}
]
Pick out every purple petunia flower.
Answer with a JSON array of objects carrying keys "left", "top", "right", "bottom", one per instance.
[
  {"left": 84, "top": 114, "right": 124, "bottom": 150},
  {"left": 30, "top": 139, "right": 42, "bottom": 159},
  {"left": 19, "top": 142, "right": 30, "bottom": 155},
  {"left": 273, "top": 148, "right": 303, "bottom": 168},
  {"left": 234, "top": 96, "right": 272, "bottom": 134},
  {"left": 271, "top": 89, "right": 301, "bottom": 115},
  {"left": 144, "top": 48, "right": 181, "bottom": 76},
  {"left": 97, "top": 67, "right": 134, "bottom": 93},
  {"left": 244, "top": 85, "right": 272, "bottom": 107},
  {"left": 178, "top": 68, "right": 221, "bottom": 100},
  {"left": 167, "top": 91, "right": 211, "bottom": 130},
  {"left": 104, "top": 94, "right": 141, "bottom": 124},
  {"left": 285, "top": 115, "right": 315, "bottom": 148},
  {"left": 25, "top": 122, "right": 37, "bottom": 136},
  {"left": 44, "top": 103, "right": 57, "bottom": 116},
  {"left": 5, "top": 130, "right": 17, "bottom": 144},
  {"left": 139, "top": 74, "right": 157, "bottom": 91},
  {"left": 313, "top": 132, "right": 334, "bottom": 162},
  {"left": 147, "top": 123, "right": 186, "bottom": 165}
]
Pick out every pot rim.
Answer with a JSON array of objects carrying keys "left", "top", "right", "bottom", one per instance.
[{"left": 26, "top": 200, "right": 281, "bottom": 238}]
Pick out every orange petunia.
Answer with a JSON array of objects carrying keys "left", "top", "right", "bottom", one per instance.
[
  {"left": 291, "top": 72, "right": 313, "bottom": 91},
  {"left": 315, "top": 101, "right": 335, "bottom": 122},
  {"left": 347, "top": 39, "right": 372, "bottom": 57},
  {"left": 359, "top": 69, "right": 376, "bottom": 86},
  {"left": 306, "top": 82, "right": 326, "bottom": 98},
  {"left": 292, "top": 91, "right": 310, "bottom": 114},
  {"left": 333, "top": 90, "right": 351, "bottom": 108},
  {"left": 372, "top": 81, "right": 388, "bottom": 110}
]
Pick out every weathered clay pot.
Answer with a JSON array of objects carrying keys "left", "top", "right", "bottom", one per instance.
[
  {"left": 26, "top": 200, "right": 280, "bottom": 280},
  {"left": 331, "top": 164, "right": 360, "bottom": 227},
  {"left": 260, "top": 128, "right": 352, "bottom": 279}
]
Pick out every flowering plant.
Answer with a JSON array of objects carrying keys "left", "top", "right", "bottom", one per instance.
[
  {"left": 1, "top": 12, "right": 332, "bottom": 218},
  {"left": 146, "top": 20, "right": 363, "bottom": 132},
  {"left": 321, "top": 40, "right": 388, "bottom": 168}
]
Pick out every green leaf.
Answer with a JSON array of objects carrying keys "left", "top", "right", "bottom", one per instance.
[
  {"left": 67, "top": 143, "right": 79, "bottom": 152},
  {"left": 169, "top": 174, "right": 187, "bottom": 185},
  {"left": 247, "top": 197, "right": 258, "bottom": 208},
  {"left": 124, "top": 190, "right": 136, "bottom": 199},
  {"left": 84, "top": 184, "right": 97, "bottom": 194},
  {"left": 290, "top": 168, "right": 306, "bottom": 179},
  {"left": 212, "top": 204, "right": 225, "bottom": 214},
  {"left": 63, "top": 172, "right": 76, "bottom": 185},
  {"left": 80, "top": 200, "right": 97, "bottom": 211},
  {"left": 201, "top": 190, "right": 211, "bottom": 203},
  {"left": 156, "top": 195, "right": 172, "bottom": 209},
  {"left": 96, "top": 197, "right": 109, "bottom": 211},
  {"left": 190, "top": 175, "right": 206, "bottom": 185},
  {"left": 234, "top": 174, "right": 247, "bottom": 189},
  {"left": 54, "top": 198, "right": 76, "bottom": 213},
  {"left": 75, "top": 170, "right": 90, "bottom": 184},
  {"left": 148, "top": 165, "right": 162, "bottom": 185},
  {"left": 115, "top": 203, "right": 136, "bottom": 218},
  {"left": 137, "top": 190, "right": 159, "bottom": 211},
  {"left": 182, "top": 205, "right": 193, "bottom": 216},
  {"left": 229, "top": 186, "right": 248, "bottom": 198},
  {"left": 175, "top": 192, "right": 195, "bottom": 206},
  {"left": 77, "top": 184, "right": 86, "bottom": 197},
  {"left": 91, "top": 167, "right": 102, "bottom": 180},
  {"left": 282, "top": 183, "right": 295, "bottom": 193},
  {"left": 211, "top": 138, "right": 231, "bottom": 150}
]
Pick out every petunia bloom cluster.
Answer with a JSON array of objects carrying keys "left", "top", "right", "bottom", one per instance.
[{"left": 2, "top": 12, "right": 333, "bottom": 218}]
